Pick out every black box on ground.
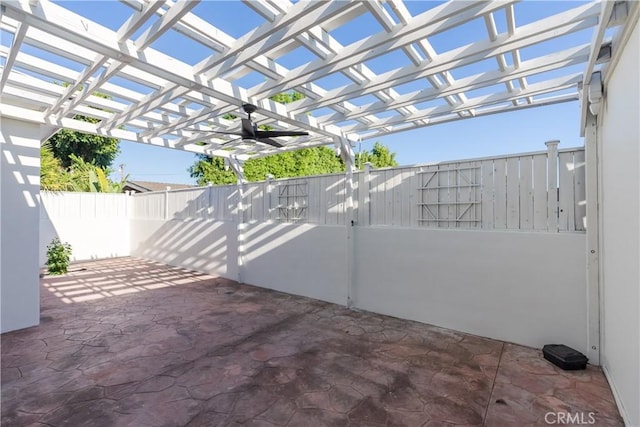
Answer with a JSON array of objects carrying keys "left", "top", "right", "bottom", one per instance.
[{"left": 543, "top": 344, "right": 588, "bottom": 370}]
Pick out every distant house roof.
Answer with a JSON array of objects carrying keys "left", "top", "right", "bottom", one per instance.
[{"left": 123, "top": 180, "right": 196, "bottom": 193}]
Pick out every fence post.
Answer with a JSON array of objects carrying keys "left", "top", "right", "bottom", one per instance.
[
  {"left": 545, "top": 140, "right": 559, "bottom": 231},
  {"left": 206, "top": 182, "right": 212, "bottom": 219},
  {"left": 125, "top": 190, "right": 132, "bottom": 220},
  {"left": 266, "top": 174, "right": 274, "bottom": 222},
  {"left": 364, "top": 162, "right": 372, "bottom": 226},
  {"left": 164, "top": 187, "right": 170, "bottom": 220}
]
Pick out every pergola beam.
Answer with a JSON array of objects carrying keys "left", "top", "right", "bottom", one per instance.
[
  {"left": 2, "top": 0, "right": 346, "bottom": 143},
  {"left": 249, "top": 1, "right": 514, "bottom": 98},
  {"left": 315, "top": 44, "right": 590, "bottom": 125},
  {"left": 355, "top": 93, "right": 578, "bottom": 142},
  {"left": 367, "top": 0, "right": 468, "bottom": 118},
  {"left": 137, "top": 0, "right": 343, "bottom": 139},
  {"left": 196, "top": 1, "right": 358, "bottom": 78},
  {"left": 44, "top": 54, "right": 109, "bottom": 117},
  {"left": 0, "top": 0, "right": 608, "bottom": 160},
  {"left": 0, "top": 20, "right": 27, "bottom": 92},
  {"left": 390, "top": 0, "right": 470, "bottom": 112},
  {"left": 244, "top": 0, "right": 394, "bottom": 129},
  {"left": 117, "top": 1, "right": 164, "bottom": 41},
  {"left": 133, "top": 0, "right": 198, "bottom": 51},
  {"left": 342, "top": 73, "right": 583, "bottom": 134},
  {"left": 286, "top": 2, "right": 600, "bottom": 116}
]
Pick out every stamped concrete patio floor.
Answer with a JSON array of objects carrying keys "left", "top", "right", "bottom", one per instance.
[{"left": 2, "top": 258, "right": 622, "bottom": 426}]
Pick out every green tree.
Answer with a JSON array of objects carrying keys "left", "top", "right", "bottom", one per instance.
[
  {"left": 189, "top": 91, "right": 398, "bottom": 185},
  {"left": 243, "top": 146, "right": 343, "bottom": 181},
  {"left": 47, "top": 114, "right": 120, "bottom": 169},
  {"left": 189, "top": 146, "right": 345, "bottom": 185},
  {"left": 355, "top": 142, "right": 398, "bottom": 169},
  {"left": 270, "top": 91, "right": 305, "bottom": 104},
  {"left": 46, "top": 87, "right": 119, "bottom": 169},
  {"left": 41, "top": 142, "right": 126, "bottom": 192},
  {"left": 42, "top": 85, "right": 124, "bottom": 192},
  {"left": 189, "top": 143, "right": 399, "bottom": 185},
  {"left": 189, "top": 156, "right": 237, "bottom": 185},
  {"left": 40, "top": 143, "right": 73, "bottom": 191},
  {"left": 65, "top": 154, "right": 127, "bottom": 192}
]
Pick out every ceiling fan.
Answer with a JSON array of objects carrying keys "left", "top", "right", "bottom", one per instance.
[{"left": 195, "top": 103, "right": 309, "bottom": 148}]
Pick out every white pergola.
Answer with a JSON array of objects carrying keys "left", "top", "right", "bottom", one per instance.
[
  {"left": 1, "top": 4, "right": 639, "bottom": 421},
  {"left": 0, "top": 0, "right": 631, "bottom": 164}
]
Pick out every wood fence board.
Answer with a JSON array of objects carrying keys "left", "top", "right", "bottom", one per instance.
[
  {"left": 519, "top": 156, "right": 534, "bottom": 230},
  {"left": 481, "top": 160, "right": 495, "bottom": 229},
  {"left": 533, "top": 154, "right": 548, "bottom": 230},
  {"left": 494, "top": 159, "right": 507, "bottom": 229},
  {"left": 506, "top": 157, "right": 520, "bottom": 229}
]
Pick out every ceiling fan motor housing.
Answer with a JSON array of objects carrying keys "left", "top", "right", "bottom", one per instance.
[
  {"left": 242, "top": 103, "right": 258, "bottom": 116},
  {"left": 192, "top": 103, "right": 308, "bottom": 149}
]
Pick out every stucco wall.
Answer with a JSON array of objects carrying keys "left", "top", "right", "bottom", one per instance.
[
  {"left": 353, "top": 227, "right": 588, "bottom": 353},
  {"left": 130, "top": 218, "right": 239, "bottom": 280},
  {"left": 130, "top": 219, "right": 347, "bottom": 305},
  {"left": 129, "top": 213, "right": 587, "bottom": 352},
  {"left": 598, "top": 19, "right": 640, "bottom": 426},
  {"left": 242, "top": 223, "right": 347, "bottom": 305},
  {"left": 1, "top": 118, "right": 41, "bottom": 333}
]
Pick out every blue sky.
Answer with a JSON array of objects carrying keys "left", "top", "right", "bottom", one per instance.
[
  {"left": 51, "top": 1, "right": 589, "bottom": 185},
  {"left": 115, "top": 102, "right": 584, "bottom": 184}
]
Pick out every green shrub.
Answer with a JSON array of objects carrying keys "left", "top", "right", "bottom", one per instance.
[{"left": 46, "top": 238, "right": 72, "bottom": 275}]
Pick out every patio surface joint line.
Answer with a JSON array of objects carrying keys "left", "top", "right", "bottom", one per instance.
[{"left": 482, "top": 341, "right": 505, "bottom": 426}]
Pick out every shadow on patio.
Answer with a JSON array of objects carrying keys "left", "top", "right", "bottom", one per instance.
[{"left": 1, "top": 258, "right": 622, "bottom": 426}]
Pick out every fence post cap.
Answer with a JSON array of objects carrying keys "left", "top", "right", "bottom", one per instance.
[{"left": 544, "top": 140, "right": 560, "bottom": 148}]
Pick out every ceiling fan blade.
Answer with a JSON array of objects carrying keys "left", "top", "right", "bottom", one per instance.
[
  {"left": 255, "top": 130, "right": 309, "bottom": 138},
  {"left": 241, "top": 118, "right": 255, "bottom": 138},
  {"left": 205, "top": 130, "right": 243, "bottom": 136},
  {"left": 185, "top": 103, "right": 307, "bottom": 148},
  {"left": 256, "top": 138, "right": 284, "bottom": 148},
  {"left": 220, "top": 138, "right": 242, "bottom": 146},
  {"left": 185, "top": 129, "right": 243, "bottom": 136}
]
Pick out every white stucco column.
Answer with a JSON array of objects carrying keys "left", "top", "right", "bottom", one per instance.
[{"left": 1, "top": 117, "right": 41, "bottom": 333}]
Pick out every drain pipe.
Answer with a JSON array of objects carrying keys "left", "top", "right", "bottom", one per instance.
[
  {"left": 584, "top": 111, "right": 601, "bottom": 366},
  {"left": 337, "top": 137, "right": 356, "bottom": 309}
]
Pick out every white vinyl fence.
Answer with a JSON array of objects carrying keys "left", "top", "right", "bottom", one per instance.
[
  {"left": 366, "top": 147, "right": 585, "bottom": 231},
  {"left": 132, "top": 145, "right": 585, "bottom": 232},
  {"left": 132, "top": 184, "right": 238, "bottom": 221},
  {"left": 40, "top": 191, "right": 131, "bottom": 266}
]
